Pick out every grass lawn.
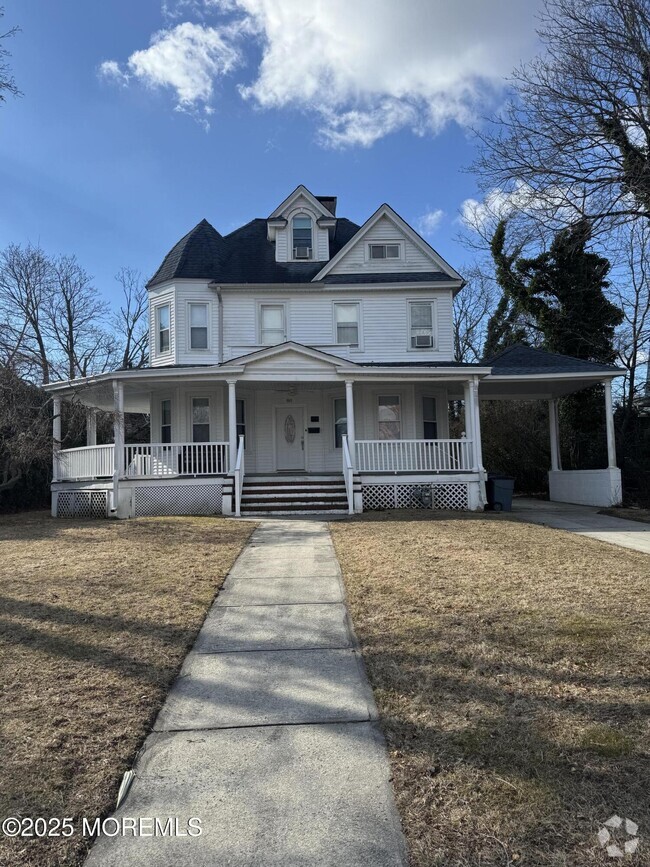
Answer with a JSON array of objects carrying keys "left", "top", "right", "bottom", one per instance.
[
  {"left": 330, "top": 511, "right": 650, "bottom": 867},
  {"left": 0, "top": 511, "right": 253, "bottom": 867},
  {"left": 599, "top": 507, "right": 650, "bottom": 525}
]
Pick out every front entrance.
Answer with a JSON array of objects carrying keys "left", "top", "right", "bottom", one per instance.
[{"left": 275, "top": 406, "right": 305, "bottom": 471}]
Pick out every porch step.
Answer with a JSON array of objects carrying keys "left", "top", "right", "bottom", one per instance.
[{"left": 241, "top": 475, "right": 349, "bottom": 515}]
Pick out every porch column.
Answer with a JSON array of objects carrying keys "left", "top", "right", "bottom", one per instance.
[
  {"left": 112, "top": 380, "right": 125, "bottom": 478},
  {"left": 52, "top": 397, "right": 62, "bottom": 481},
  {"left": 470, "top": 377, "right": 485, "bottom": 472},
  {"left": 464, "top": 379, "right": 477, "bottom": 470},
  {"left": 86, "top": 408, "right": 97, "bottom": 447},
  {"left": 227, "top": 379, "right": 237, "bottom": 471},
  {"left": 603, "top": 379, "right": 617, "bottom": 468},
  {"left": 345, "top": 380, "right": 356, "bottom": 470},
  {"left": 548, "top": 398, "right": 561, "bottom": 471}
]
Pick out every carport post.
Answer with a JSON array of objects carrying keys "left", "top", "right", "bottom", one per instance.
[
  {"left": 603, "top": 379, "right": 617, "bottom": 468},
  {"left": 548, "top": 398, "right": 561, "bottom": 471}
]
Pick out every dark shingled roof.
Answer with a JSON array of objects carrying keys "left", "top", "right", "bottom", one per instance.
[
  {"left": 148, "top": 219, "right": 226, "bottom": 287},
  {"left": 147, "top": 217, "right": 360, "bottom": 288},
  {"left": 316, "top": 196, "right": 337, "bottom": 215},
  {"left": 484, "top": 344, "right": 621, "bottom": 375},
  {"left": 322, "top": 271, "right": 452, "bottom": 285}
]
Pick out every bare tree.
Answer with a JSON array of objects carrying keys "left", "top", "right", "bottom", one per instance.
[
  {"left": 452, "top": 265, "right": 497, "bottom": 362},
  {"left": 113, "top": 267, "right": 149, "bottom": 369},
  {"left": 0, "top": 243, "right": 53, "bottom": 382},
  {"left": 46, "top": 255, "right": 115, "bottom": 380},
  {"left": 0, "top": 367, "right": 50, "bottom": 493},
  {"left": 472, "top": 0, "right": 650, "bottom": 237},
  {"left": 0, "top": 6, "right": 20, "bottom": 104},
  {"left": 611, "top": 220, "right": 650, "bottom": 411}
]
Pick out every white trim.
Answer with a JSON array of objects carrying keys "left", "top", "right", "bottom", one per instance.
[
  {"left": 332, "top": 300, "right": 362, "bottom": 351},
  {"left": 313, "top": 204, "right": 464, "bottom": 282},
  {"left": 406, "top": 298, "right": 438, "bottom": 352},
  {"left": 186, "top": 300, "right": 211, "bottom": 352},
  {"left": 257, "top": 301, "right": 288, "bottom": 345},
  {"left": 365, "top": 240, "right": 404, "bottom": 263},
  {"left": 268, "top": 185, "right": 334, "bottom": 220},
  {"left": 224, "top": 340, "right": 358, "bottom": 369},
  {"left": 153, "top": 300, "right": 172, "bottom": 360}
]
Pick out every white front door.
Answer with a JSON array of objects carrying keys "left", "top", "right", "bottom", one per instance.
[{"left": 275, "top": 407, "right": 305, "bottom": 471}]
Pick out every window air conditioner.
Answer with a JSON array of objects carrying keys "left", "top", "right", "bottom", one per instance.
[
  {"left": 414, "top": 334, "right": 433, "bottom": 348},
  {"left": 294, "top": 246, "right": 312, "bottom": 259}
]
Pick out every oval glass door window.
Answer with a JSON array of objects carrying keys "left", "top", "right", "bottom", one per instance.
[{"left": 284, "top": 414, "right": 296, "bottom": 443}]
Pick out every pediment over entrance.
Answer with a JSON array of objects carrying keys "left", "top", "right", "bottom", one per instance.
[{"left": 222, "top": 341, "right": 358, "bottom": 379}]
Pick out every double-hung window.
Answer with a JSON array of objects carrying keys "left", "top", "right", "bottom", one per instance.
[
  {"left": 378, "top": 395, "right": 401, "bottom": 440},
  {"left": 192, "top": 397, "right": 210, "bottom": 442},
  {"left": 157, "top": 304, "right": 170, "bottom": 354},
  {"left": 160, "top": 399, "right": 172, "bottom": 443},
  {"left": 260, "top": 304, "right": 286, "bottom": 345},
  {"left": 422, "top": 396, "right": 438, "bottom": 439},
  {"left": 409, "top": 301, "right": 435, "bottom": 349},
  {"left": 292, "top": 216, "right": 312, "bottom": 259},
  {"left": 334, "top": 302, "right": 359, "bottom": 346},
  {"left": 333, "top": 398, "right": 347, "bottom": 449},
  {"left": 189, "top": 303, "right": 208, "bottom": 350}
]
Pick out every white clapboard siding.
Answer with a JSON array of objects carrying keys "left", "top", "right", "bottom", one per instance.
[
  {"left": 327, "top": 214, "right": 442, "bottom": 274},
  {"left": 149, "top": 286, "right": 176, "bottom": 367}
]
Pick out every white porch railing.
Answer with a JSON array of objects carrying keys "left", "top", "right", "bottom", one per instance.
[
  {"left": 57, "top": 445, "right": 115, "bottom": 480},
  {"left": 125, "top": 443, "right": 229, "bottom": 478},
  {"left": 56, "top": 442, "right": 229, "bottom": 480},
  {"left": 233, "top": 435, "right": 245, "bottom": 517},
  {"left": 355, "top": 439, "right": 473, "bottom": 473},
  {"left": 341, "top": 435, "right": 354, "bottom": 515}
]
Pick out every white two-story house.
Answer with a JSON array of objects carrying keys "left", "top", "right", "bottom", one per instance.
[{"left": 45, "top": 185, "right": 623, "bottom": 517}]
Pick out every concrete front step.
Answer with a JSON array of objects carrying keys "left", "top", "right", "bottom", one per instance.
[
  {"left": 242, "top": 491, "right": 346, "bottom": 501},
  {"left": 241, "top": 474, "right": 348, "bottom": 514},
  {"left": 241, "top": 502, "right": 348, "bottom": 514}
]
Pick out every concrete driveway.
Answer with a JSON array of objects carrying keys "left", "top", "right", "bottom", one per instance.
[{"left": 513, "top": 498, "right": 650, "bottom": 554}]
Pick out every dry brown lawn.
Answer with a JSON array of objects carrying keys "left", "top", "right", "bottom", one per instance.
[
  {"left": 599, "top": 507, "right": 650, "bottom": 525},
  {"left": 0, "top": 511, "right": 253, "bottom": 867},
  {"left": 330, "top": 511, "right": 650, "bottom": 867}
]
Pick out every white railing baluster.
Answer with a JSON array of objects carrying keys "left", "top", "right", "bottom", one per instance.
[
  {"left": 351, "top": 439, "right": 473, "bottom": 474},
  {"left": 57, "top": 441, "right": 230, "bottom": 481}
]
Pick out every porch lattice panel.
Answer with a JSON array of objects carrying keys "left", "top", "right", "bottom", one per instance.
[
  {"left": 133, "top": 484, "right": 223, "bottom": 517},
  {"left": 362, "top": 482, "right": 469, "bottom": 511},
  {"left": 56, "top": 491, "right": 108, "bottom": 519}
]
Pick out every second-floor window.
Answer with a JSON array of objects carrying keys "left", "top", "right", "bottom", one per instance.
[
  {"left": 157, "top": 304, "right": 170, "bottom": 354},
  {"left": 189, "top": 303, "right": 208, "bottom": 350},
  {"left": 292, "top": 216, "right": 312, "bottom": 259},
  {"left": 260, "top": 304, "right": 286, "bottom": 345},
  {"left": 409, "top": 301, "right": 435, "bottom": 349},
  {"left": 334, "top": 302, "right": 359, "bottom": 346}
]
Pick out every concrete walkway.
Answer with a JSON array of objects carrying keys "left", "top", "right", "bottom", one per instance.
[
  {"left": 86, "top": 520, "right": 408, "bottom": 867},
  {"left": 513, "top": 498, "right": 650, "bottom": 554}
]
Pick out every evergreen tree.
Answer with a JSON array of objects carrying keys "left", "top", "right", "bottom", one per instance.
[{"left": 485, "top": 218, "right": 623, "bottom": 467}]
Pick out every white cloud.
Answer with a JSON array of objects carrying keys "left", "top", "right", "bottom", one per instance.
[
  {"left": 101, "top": 22, "right": 245, "bottom": 125},
  {"left": 417, "top": 209, "right": 445, "bottom": 236},
  {"left": 460, "top": 181, "right": 578, "bottom": 233},
  {"left": 101, "top": 0, "right": 541, "bottom": 141},
  {"left": 98, "top": 60, "right": 130, "bottom": 87}
]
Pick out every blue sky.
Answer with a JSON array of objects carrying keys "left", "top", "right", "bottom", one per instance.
[{"left": 0, "top": 1, "right": 540, "bottom": 304}]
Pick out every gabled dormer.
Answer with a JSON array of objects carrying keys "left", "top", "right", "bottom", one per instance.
[{"left": 267, "top": 184, "right": 336, "bottom": 263}]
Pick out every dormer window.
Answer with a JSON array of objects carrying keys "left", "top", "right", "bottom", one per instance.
[{"left": 292, "top": 216, "right": 312, "bottom": 259}]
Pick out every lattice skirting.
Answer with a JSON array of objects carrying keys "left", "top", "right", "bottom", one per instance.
[
  {"left": 133, "top": 484, "right": 223, "bottom": 517},
  {"left": 56, "top": 490, "right": 108, "bottom": 519},
  {"left": 362, "top": 482, "right": 469, "bottom": 511}
]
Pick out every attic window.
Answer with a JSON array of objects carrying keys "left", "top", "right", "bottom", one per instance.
[
  {"left": 369, "top": 243, "right": 400, "bottom": 260},
  {"left": 292, "top": 216, "right": 312, "bottom": 259}
]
